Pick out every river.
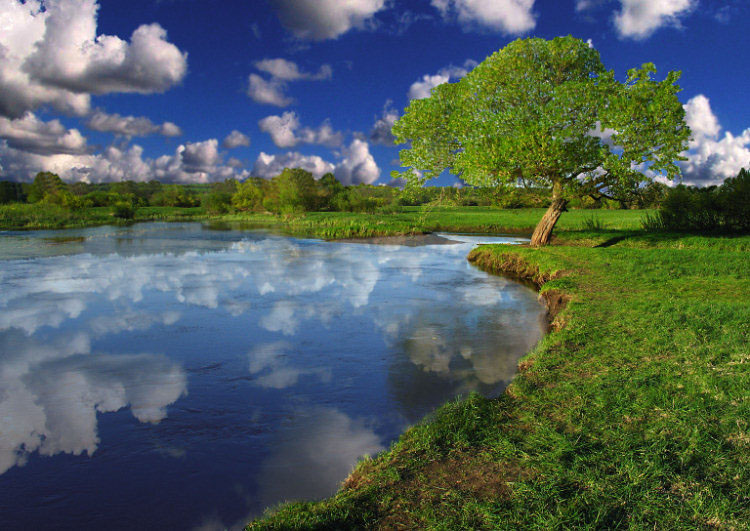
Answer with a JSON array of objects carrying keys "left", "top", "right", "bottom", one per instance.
[{"left": 0, "top": 222, "right": 545, "bottom": 530}]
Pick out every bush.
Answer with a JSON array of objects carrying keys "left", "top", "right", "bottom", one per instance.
[
  {"left": 150, "top": 185, "right": 199, "bottom": 207},
  {"left": 232, "top": 180, "right": 264, "bottom": 211},
  {"left": 643, "top": 169, "right": 750, "bottom": 233},
  {"left": 112, "top": 202, "right": 135, "bottom": 219},
  {"left": 202, "top": 192, "right": 232, "bottom": 214},
  {"left": 276, "top": 168, "right": 318, "bottom": 213}
]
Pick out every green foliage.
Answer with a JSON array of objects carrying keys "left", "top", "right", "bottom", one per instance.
[
  {"left": 0, "top": 180, "right": 27, "bottom": 204},
  {"left": 275, "top": 168, "right": 319, "bottom": 213},
  {"left": 644, "top": 169, "right": 750, "bottom": 233},
  {"left": 150, "top": 184, "right": 200, "bottom": 207},
  {"left": 27, "top": 172, "right": 67, "bottom": 203},
  {"left": 112, "top": 201, "right": 135, "bottom": 219},
  {"left": 317, "top": 172, "right": 344, "bottom": 209},
  {"left": 202, "top": 191, "right": 233, "bottom": 214},
  {"left": 232, "top": 179, "right": 265, "bottom": 212},
  {"left": 392, "top": 36, "right": 690, "bottom": 239},
  {"left": 83, "top": 190, "right": 117, "bottom": 207}
]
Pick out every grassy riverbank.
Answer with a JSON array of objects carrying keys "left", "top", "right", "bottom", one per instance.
[
  {"left": 0, "top": 203, "right": 651, "bottom": 237},
  {"left": 0, "top": 203, "right": 208, "bottom": 230},
  {"left": 247, "top": 233, "right": 749, "bottom": 529}
]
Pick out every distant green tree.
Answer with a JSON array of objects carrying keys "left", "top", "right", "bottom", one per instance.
[
  {"left": 27, "top": 172, "right": 67, "bottom": 203},
  {"left": 318, "top": 172, "right": 344, "bottom": 210},
  {"left": 393, "top": 36, "right": 690, "bottom": 245},
  {"left": 0, "top": 181, "right": 26, "bottom": 204},
  {"left": 718, "top": 168, "right": 750, "bottom": 232},
  {"left": 212, "top": 178, "right": 239, "bottom": 196},
  {"left": 68, "top": 181, "right": 93, "bottom": 197},
  {"left": 647, "top": 169, "right": 750, "bottom": 233},
  {"left": 231, "top": 179, "right": 264, "bottom": 211},
  {"left": 151, "top": 185, "right": 199, "bottom": 207},
  {"left": 275, "top": 168, "right": 318, "bottom": 213},
  {"left": 202, "top": 191, "right": 232, "bottom": 214}
]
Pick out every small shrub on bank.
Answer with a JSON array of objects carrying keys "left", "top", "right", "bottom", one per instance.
[
  {"left": 202, "top": 192, "right": 232, "bottom": 214},
  {"left": 112, "top": 202, "right": 135, "bottom": 219}
]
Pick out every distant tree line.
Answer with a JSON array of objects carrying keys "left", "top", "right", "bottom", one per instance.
[
  {"left": 0, "top": 168, "right": 674, "bottom": 217},
  {"left": 645, "top": 168, "right": 750, "bottom": 233}
]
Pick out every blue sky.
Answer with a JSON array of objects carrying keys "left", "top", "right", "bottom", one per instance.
[{"left": 0, "top": 0, "right": 747, "bottom": 186}]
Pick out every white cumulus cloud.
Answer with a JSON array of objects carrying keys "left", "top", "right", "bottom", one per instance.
[
  {"left": 684, "top": 94, "right": 721, "bottom": 141},
  {"left": 253, "top": 151, "right": 336, "bottom": 179},
  {"left": 270, "top": 0, "right": 386, "bottom": 41},
  {"left": 679, "top": 94, "right": 750, "bottom": 185},
  {"left": 369, "top": 100, "right": 399, "bottom": 146},
  {"left": 254, "top": 58, "right": 332, "bottom": 81},
  {"left": 613, "top": 0, "right": 695, "bottom": 39},
  {"left": 247, "top": 74, "right": 293, "bottom": 107},
  {"left": 0, "top": 116, "right": 249, "bottom": 183},
  {"left": 247, "top": 59, "right": 332, "bottom": 107},
  {"left": 222, "top": 130, "right": 251, "bottom": 149},
  {"left": 431, "top": 0, "right": 536, "bottom": 34},
  {"left": 0, "top": 0, "right": 187, "bottom": 118},
  {"left": 334, "top": 139, "right": 380, "bottom": 185},
  {"left": 408, "top": 60, "right": 476, "bottom": 100},
  {"left": 258, "top": 111, "right": 343, "bottom": 149},
  {"left": 0, "top": 112, "right": 89, "bottom": 155},
  {"left": 86, "top": 110, "right": 182, "bottom": 137}
]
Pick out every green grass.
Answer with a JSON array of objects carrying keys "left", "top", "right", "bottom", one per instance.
[
  {"left": 0, "top": 203, "right": 650, "bottom": 236},
  {"left": 212, "top": 207, "right": 654, "bottom": 240},
  {"left": 246, "top": 233, "right": 749, "bottom": 529},
  {"left": 0, "top": 204, "right": 210, "bottom": 230}
]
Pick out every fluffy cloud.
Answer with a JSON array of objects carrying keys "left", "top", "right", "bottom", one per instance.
[
  {"left": 222, "top": 130, "right": 250, "bottom": 149},
  {"left": 613, "top": 0, "right": 695, "bottom": 39},
  {"left": 151, "top": 139, "right": 250, "bottom": 183},
  {"left": 369, "top": 100, "right": 399, "bottom": 146},
  {"left": 254, "top": 58, "right": 332, "bottom": 81},
  {"left": 0, "top": 112, "right": 89, "bottom": 155},
  {"left": 334, "top": 139, "right": 380, "bottom": 185},
  {"left": 0, "top": 115, "right": 248, "bottom": 183},
  {"left": 680, "top": 94, "right": 750, "bottom": 185},
  {"left": 684, "top": 94, "right": 720, "bottom": 140},
  {"left": 253, "top": 151, "right": 336, "bottom": 179},
  {"left": 86, "top": 110, "right": 182, "bottom": 137},
  {"left": 258, "top": 111, "right": 343, "bottom": 148},
  {"left": 247, "top": 59, "right": 332, "bottom": 107},
  {"left": 270, "top": 0, "right": 386, "bottom": 41},
  {"left": 407, "top": 60, "right": 476, "bottom": 100},
  {"left": 431, "top": 0, "right": 536, "bottom": 34},
  {"left": 0, "top": 0, "right": 187, "bottom": 118},
  {"left": 247, "top": 74, "right": 293, "bottom": 107}
]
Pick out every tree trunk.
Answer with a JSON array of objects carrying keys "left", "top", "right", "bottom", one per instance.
[{"left": 530, "top": 197, "right": 567, "bottom": 247}]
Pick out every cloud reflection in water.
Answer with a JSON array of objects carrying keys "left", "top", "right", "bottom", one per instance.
[{"left": 0, "top": 224, "right": 545, "bottom": 530}]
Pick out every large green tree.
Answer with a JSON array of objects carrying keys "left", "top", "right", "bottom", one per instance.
[{"left": 392, "top": 36, "right": 690, "bottom": 246}]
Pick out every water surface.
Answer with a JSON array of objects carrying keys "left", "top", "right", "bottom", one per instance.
[{"left": 0, "top": 223, "right": 544, "bottom": 530}]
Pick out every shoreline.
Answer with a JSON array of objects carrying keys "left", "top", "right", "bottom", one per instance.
[{"left": 248, "top": 235, "right": 749, "bottom": 529}]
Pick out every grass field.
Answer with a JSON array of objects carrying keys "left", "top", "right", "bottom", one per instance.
[
  {"left": 0, "top": 204, "right": 208, "bottom": 230},
  {"left": 0, "top": 203, "right": 651, "bottom": 235},
  {"left": 246, "top": 232, "right": 750, "bottom": 529}
]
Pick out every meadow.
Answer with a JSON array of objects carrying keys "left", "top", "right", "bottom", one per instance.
[{"left": 0, "top": 203, "right": 651, "bottom": 237}]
